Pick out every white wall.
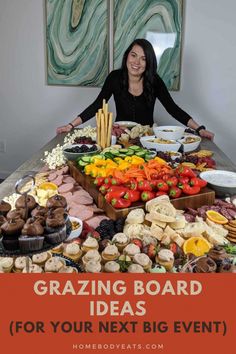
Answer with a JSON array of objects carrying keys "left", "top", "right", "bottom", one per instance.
[{"left": 0, "top": 0, "right": 236, "bottom": 178}]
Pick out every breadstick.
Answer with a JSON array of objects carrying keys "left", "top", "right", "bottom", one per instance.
[
  {"left": 96, "top": 112, "right": 100, "bottom": 146},
  {"left": 100, "top": 113, "right": 105, "bottom": 149},
  {"left": 107, "top": 112, "right": 113, "bottom": 147}
]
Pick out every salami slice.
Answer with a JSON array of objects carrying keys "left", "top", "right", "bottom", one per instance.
[
  {"left": 73, "top": 190, "right": 92, "bottom": 199},
  {"left": 48, "top": 172, "right": 58, "bottom": 182},
  {"left": 58, "top": 182, "right": 74, "bottom": 194},
  {"left": 60, "top": 192, "right": 73, "bottom": 200},
  {"left": 53, "top": 175, "right": 64, "bottom": 186},
  {"left": 63, "top": 176, "right": 76, "bottom": 184},
  {"left": 69, "top": 207, "right": 93, "bottom": 221}
]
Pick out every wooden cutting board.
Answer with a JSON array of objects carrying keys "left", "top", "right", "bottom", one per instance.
[{"left": 68, "top": 162, "right": 215, "bottom": 220}]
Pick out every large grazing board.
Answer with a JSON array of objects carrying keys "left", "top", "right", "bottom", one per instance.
[{"left": 68, "top": 162, "right": 215, "bottom": 220}]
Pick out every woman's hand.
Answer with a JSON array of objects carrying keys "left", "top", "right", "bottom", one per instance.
[
  {"left": 199, "top": 129, "right": 214, "bottom": 140},
  {"left": 56, "top": 124, "right": 73, "bottom": 135}
]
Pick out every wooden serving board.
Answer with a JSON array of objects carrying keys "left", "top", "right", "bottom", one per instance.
[{"left": 68, "top": 162, "right": 215, "bottom": 220}]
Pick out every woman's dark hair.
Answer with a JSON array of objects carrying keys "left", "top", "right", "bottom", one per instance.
[{"left": 120, "top": 38, "right": 157, "bottom": 103}]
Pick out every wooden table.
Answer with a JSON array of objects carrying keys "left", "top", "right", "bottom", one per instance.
[{"left": 0, "top": 133, "right": 236, "bottom": 200}]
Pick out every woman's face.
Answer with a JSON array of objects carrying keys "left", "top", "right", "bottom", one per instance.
[{"left": 126, "top": 44, "right": 146, "bottom": 77}]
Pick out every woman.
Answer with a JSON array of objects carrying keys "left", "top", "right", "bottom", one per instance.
[{"left": 56, "top": 38, "right": 214, "bottom": 139}]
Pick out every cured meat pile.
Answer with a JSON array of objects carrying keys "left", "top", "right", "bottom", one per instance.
[
  {"left": 47, "top": 166, "right": 109, "bottom": 228},
  {"left": 184, "top": 199, "right": 236, "bottom": 222}
]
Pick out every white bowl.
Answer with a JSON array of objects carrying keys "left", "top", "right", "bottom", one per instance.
[
  {"left": 153, "top": 125, "right": 185, "bottom": 141},
  {"left": 200, "top": 170, "right": 236, "bottom": 196},
  {"left": 67, "top": 216, "right": 83, "bottom": 241},
  {"left": 141, "top": 137, "right": 181, "bottom": 152},
  {"left": 178, "top": 134, "right": 201, "bottom": 152},
  {"left": 63, "top": 144, "right": 100, "bottom": 161},
  {"left": 140, "top": 135, "right": 155, "bottom": 148}
]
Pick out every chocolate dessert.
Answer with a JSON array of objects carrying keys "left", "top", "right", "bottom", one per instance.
[
  {"left": 46, "top": 195, "right": 67, "bottom": 209},
  {"left": 15, "top": 195, "right": 37, "bottom": 211},
  {"left": 0, "top": 200, "right": 11, "bottom": 216}
]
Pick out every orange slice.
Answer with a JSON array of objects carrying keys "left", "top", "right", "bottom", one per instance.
[
  {"left": 206, "top": 210, "right": 228, "bottom": 224},
  {"left": 183, "top": 237, "right": 211, "bottom": 256},
  {"left": 38, "top": 182, "right": 58, "bottom": 191}
]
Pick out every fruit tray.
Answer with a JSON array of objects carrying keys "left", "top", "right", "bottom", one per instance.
[{"left": 68, "top": 162, "right": 215, "bottom": 220}]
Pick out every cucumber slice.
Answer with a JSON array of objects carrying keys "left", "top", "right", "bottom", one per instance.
[
  {"left": 126, "top": 150, "right": 134, "bottom": 156},
  {"left": 118, "top": 153, "right": 127, "bottom": 158},
  {"left": 82, "top": 156, "right": 92, "bottom": 162},
  {"left": 128, "top": 145, "right": 140, "bottom": 150},
  {"left": 78, "top": 160, "right": 88, "bottom": 167},
  {"left": 135, "top": 151, "right": 146, "bottom": 157},
  {"left": 119, "top": 148, "right": 129, "bottom": 153},
  {"left": 110, "top": 149, "right": 120, "bottom": 155},
  {"left": 90, "top": 154, "right": 104, "bottom": 162}
]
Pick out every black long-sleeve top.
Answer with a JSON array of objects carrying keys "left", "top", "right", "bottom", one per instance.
[{"left": 79, "top": 69, "right": 192, "bottom": 126}]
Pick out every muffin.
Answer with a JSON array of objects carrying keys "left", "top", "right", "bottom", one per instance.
[
  {"left": 13, "top": 256, "right": 32, "bottom": 273},
  {"left": 63, "top": 243, "right": 82, "bottom": 262},
  {"left": 101, "top": 244, "right": 120, "bottom": 263},
  {"left": 104, "top": 261, "right": 120, "bottom": 273},
  {"left": 1, "top": 218, "right": 25, "bottom": 250},
  {"left": 45, "top": 209, "right": 67, "bottom": 244},
  {"left": 46, "top": 195, "right": 67, "bottom": 209},
  {"left": 15, "top": 195, "right": 37, "bottom": 212},
  {"left": 133, "top": 253, "right": 152, "bottom": 272},
  {"left": 156, "top": 249, "right": 174, "bottom": 271},
  {"left": 0, "top": 200, "right": 11, "bottom": 216},
  {"left": 22, "top": 264, "right": 44, "bottom": 273},
  {"left": 81, "top": 237, "right": 99, "bottom": 253},
  {"left": 112, "top": 233, "right": 129, "bottom": 252},
  {"left": 44, "top": 257, "right": 66, "bottom": 272},
  {"left": 19, "top": 218, "right": 45, "bottom": 252},
  {"left": 0, "top": 257, "right": 14, "bottom": 273},
  {"left": 127, "top": 264, "right": 145, "bottom": 273},
  {"left": 58, "top": 266, "right": 78, "bottom": 273},
  {"left": 32, "top": 251, "right": 52, "bottom": 267},
  {"left": 84, "top": 260, "right": 102, "bottom": 273},
  {"left": 123, "top": 243, "right": 141, "bottom": 259},
  {"left": 82, "top": 249, "right": 101, "bottom": 266},
  {"left": 31, "top": 205, "right": 48, "bottom": 218}
]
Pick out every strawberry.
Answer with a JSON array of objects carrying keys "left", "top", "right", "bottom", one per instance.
[
  {"left": 91, "top": 230, "right": 101, "bottom": 240},
  {"left": 131, "top": 238, "right": 143, "bottom": 249},
  {"left": 142, "top": 244, "right": 157, "bottom": 260}
]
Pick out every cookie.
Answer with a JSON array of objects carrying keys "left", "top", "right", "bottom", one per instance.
[
  {"left": 228, "top": 220, "right": 236, "bottom": 227},
  {"left": 224, "top": 224, "right": 236, "bottom": 232},
  {"left": 226, "top": 237, "right": 236, "bottom": 243}
]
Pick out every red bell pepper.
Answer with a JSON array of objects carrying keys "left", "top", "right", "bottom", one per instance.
[
  {"left": 166, "top": 176, "right": 178, "bottom": 187},
  {"left": 156, "top": 180, "right": 169, "bottom": 192},
  {"left": 94, "top": 177, "right": 105, "bottom": 187},
  {"left": 108, "top": 186, "right": 129, "bottom": 193},
  {"left": 104, "top": 177, "right": 113, "bottom": 185},
  {"left": 182, "top": 183, "right": 200, "bottom": 195},
  {"left": 138, "top": 180, "right": 153, "bottom": 191},
  {"left": 123, "top": 190, "right": 141, "bottom": 203},
  {"left": 169, "top": 186, "right": 182, "bottom": 199},
  {"left": 141, "top": 191, "right": 155, "bottom": 202},
  {"left": 105, "top": 190, "right": 128, "bottom": 203},
  {"left": 129, "top": 179, "right": 138, "bottom": 191},
  {"left": 162, "top": 174, "right": 172, "bottom": 182},
  {"left": 175, "top": 165, "right": 196, "bottom": 178},
  {"left": 111, "top": 198, "right": 131, "bottom": 209},
  {"left": 178, "top": 176, "right": 189, "bottom": 184},
  {"left": 99, "top": 184, "right": 111, "bottom": 195},
  {"left": 190, "top": 177, "right": 207, "bottom": 188},
  {"left": 111, "top": 177, "right": 122, "bottom": 186}
]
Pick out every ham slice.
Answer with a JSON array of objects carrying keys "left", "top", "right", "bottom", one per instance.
[
  {"left": 58, "top": 182, "right": 74, "bottom": 194},
  {"left": 53, "top": 175, "right": 64, "bottom": 186},
  {"left": 48, "top": 172, "right": 58, "bottom": 182},
  {"left": 69, "top": 207, "right": 94, "bottom": 221},
  {"left": 73, "top": 190, "right": 92, "bottom": 199},
  {"left": 85, "top": 216, "right": 108, "bottom": 229},
  {"left": 63, "top": 176, "right": 76, "bottom": 184}
]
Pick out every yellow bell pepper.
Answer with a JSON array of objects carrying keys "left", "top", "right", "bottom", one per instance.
[{"left": 154, "top": 156, "right": 168, "bottom": 165}]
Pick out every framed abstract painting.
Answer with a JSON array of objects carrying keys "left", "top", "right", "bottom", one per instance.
[
  {"left": 113, "top": 0, "right": 183, "bottom": 90},
  {"left": 46, "top": 0, "right": 109, "bottom": 86}
]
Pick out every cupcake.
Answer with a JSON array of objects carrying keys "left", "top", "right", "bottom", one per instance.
[
  {"left": 104, "top": 261, "right": 120, "bottom": 273},
  {"left": 98, "top": 239, "right": 111, "bottom": 252},
  {"left": 1, "top": 218, "right": 25, "bottom": 250},
  {"left": 133, "top": 253, "right": 152, "bottom": 272},
  {"left": 44, "top": 257, "right": 66, "bottom": 272},
  {"left": 19, "top": 218, "right": 45, "bottom": 252},
  {"left": 101, "top": 244, "right": 120, "bottom": 263},
  {"left": 81, "top": 237, "right": 99, "bottom": 253},
  {"left": 22, "top": 264, "right": 44, "bottom": 273},
  {"left": 46, "top": 195, "right": 67, "bottom": 209},
  {"left": 156, "top": 249, "right": 174, "bottom": 271},
  {"left": 127, "top": 264, "right": 145, "bottom": 273},
  {"left": 31, "top": 205, "right": 48, "bottom": 218},
  {"left": 58, "top": 266, "right": 78, "bottom": 273},
  {"left": 0, "top": 257, "right": 14, "bottom": 273},
  {"left": 150, "top": 264, "right": 167, "bottom": 273},
  {"left": 32, "top": 251, "right": 52, "bottom": 267},
  {"left": 6, "top": 208, "right": 27, "bottom": 220},
  {"left": 15, "top": 195, "right": 37, "bottom": 212},
  {"left": 123, "top": 243, "right": 141, "bottom": 259},
  {"left": 0, "top": 214, "right": 7, "bottom": 227},
  {"left": 13, "top": 256, "right": 32, "bottom": 273},
  {"left": 63, "top": 243, "right": 82, "bottom": 262},
  {"left": 82, "top": 249, "right": 101, "bottom": 266},
  {"left": 195, "top": 257, "right": 217, "bottom": 273},
  {"left": 0, "top": 200, "right": 11, "bottom": 216},
  {"left": 84, "top": 260, "right": 102, "bottom": 273},
  {"left": 45, "top": 209, "right": 67, "bottom": 244},
  {"left": 112, "top": 233, "right": 129, "bottom": 252},
  {"left": 51, "top": 243, "right": 64, "bottom": 254}
]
